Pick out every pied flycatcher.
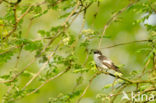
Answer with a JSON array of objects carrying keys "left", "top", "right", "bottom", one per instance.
[{"left": 93, "top": 50, "right": 121, "bottom": 73}]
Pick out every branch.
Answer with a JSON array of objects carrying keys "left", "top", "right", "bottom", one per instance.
[
  {"left": 101, "top": 71, "right": 133, "bottom": 83},
  {"left": 62, "top": 1, "right": 80, "bottom": 26},
  {"left": 15, "top": 46, "right": 23, "bottom": 68},
  {"left": 42, "top": 0, "right": 80, "bottom": 51},
  {"left": 3, "top": 0, "right": 21, "bottom": 5},
  {"left": 110, "top": 84, "right": 129, "bottom": 103},
  {"left": 100, "top": 71, "right": 155, "bottom": 84},
  {"left": 100, "top": 39, "right": 150, "bottom": 49},
  {"left": 77, "top": 72, "right": 101, "bottom": 103},
  {"left": 22, "top": 41, "right": 62, "bottom": 89},
  {"left": 98, "top": 0, "right": 139, "bottom": 49},
  {"left": 26, "top": 66, "right": 71, "bottom": 96},
  {"left": 24, "top": 3, "right": 82, "bottom": 87},
  {"left": 2, "top": 1, "right": 46, "bottom": 40},
  {"left": 21, "top": 0, "right": 81, "bottom": 90},
  {"left": 152, "top": 41, "right": 156, "bottom": 71},
  {"left": 0, "top": 58, "right": 35, "bottom": 83},
  {"left": 136, "top": 55, "right": 151, "bottom": 79},
  {"left": 2, "top": 0, "right": 22, "bottom": 40},
  {"left": 76, "top": 65, "right": 155, "bottom": 103},
  {"left": 72, "top": 2, "right": 92, "bottom": 16},
  {"left": 72, "top": 49, "right": 89, "bottom": 91}
]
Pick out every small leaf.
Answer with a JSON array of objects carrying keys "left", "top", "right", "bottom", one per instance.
[{"left": 103, "top": 84, "right": 112, "bottom": 89}]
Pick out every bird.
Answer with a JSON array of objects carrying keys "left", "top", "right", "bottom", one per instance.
[{"left": 93, "top": 49, "right": 121, "bottom": 73}]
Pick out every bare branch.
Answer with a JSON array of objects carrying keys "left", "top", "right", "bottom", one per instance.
[
  {"left": 100, "top": 39, "right": 149, "bottom": 49},
  {"left": 98, "top": 1, "right": 139, "bottom": 49},
  {"left": 3, "top": 0, "right": 21, "bottom": 5},
  {"left": 77, "top": 72, "right": 101, "bottom": 103}
]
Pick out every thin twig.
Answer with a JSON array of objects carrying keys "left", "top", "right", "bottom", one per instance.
[
  {"left": 26, "top": 66, "right": 71, "bottom": 96},
  {"left": 142, "top": 58, "right": 151, "bottom": 75},
  {"left": 98, "top": 1, "right": 138, "bottom": 49},
  {"left": 62, "top": 0, "right": 80, "bottom": 26},
  {"left": 42, "top": 0, "right": 80, "bottom": 52},
  {"left": 72, "top": 49, "right": 89, "bottom": 91},
  {"left": 2, "top": 1, "right": 46, "bottom": 40},
  {"left": 110, "top": 84, "right": 128, "bottom": 103},
  {"left": 22, "top": 42, "right": 61, "bottom": 89},
  {"left": 100, "top": 39, "right": 149, "bottom": 49},
  {"left": 3, "top": 0, "right": 21, "bottom": 5},
  {"left": 77, "top": 72, "right": 101, "bottom": 103},
  {"left": 24, "top": 2, "right": 82, "bottom": 89},
  {"left": 15, "top": 46, "right": 23, "bottom": 68},
  {"left": 0, "top": 58, "right": 35, "bottom": 83},
  {"left": 2, "top": 3, "right": 18, "bottom": 39},
  {"left": 22, "top": 0, "right": 81, "bottom": 90},
  {"left": 91, "top": 1, "right": 100, "bottom": 28}
]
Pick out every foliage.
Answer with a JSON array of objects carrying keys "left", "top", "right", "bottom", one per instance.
[{"left": 0, "top": 0, "right": 156, "bottom": 103}]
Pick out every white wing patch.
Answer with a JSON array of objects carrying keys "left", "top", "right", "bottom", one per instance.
[
  {"left": 94, "top": 54, "right": 108, "bottom": 69},
  {"left": 103, "top": 60, "right": 112, "bottom": 65}
]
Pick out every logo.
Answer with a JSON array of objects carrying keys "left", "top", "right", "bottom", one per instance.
[{"left": 122, "top": 91, "right": 155, "bottom": 102}]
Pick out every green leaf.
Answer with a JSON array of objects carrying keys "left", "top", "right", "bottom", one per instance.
[
  {"left": 0, "top": 51, "right": 14, "bottom": 63},
  {"left": 103, "top": 84, "right": 112, "bottom": 89},
  {"left": 144, "top": 50, "right": 153, "bottom": 63},
  {"left": 145, "top": 24, "right": 156, "bottom": 31},
  {"left": 24, "top": 40, "right": 43, "bottom": 52},
  {"left": 136, "top": 48, "right": 152, "bottom": 53},
  {"left": 23, "top": 71, "right": 34, "bottom": 77},
  {"left": 32, "top": 9, "right": 48, "bottom": 19},
  {"left": 33, "top": 6, "right": 42, "bottom": 14}
]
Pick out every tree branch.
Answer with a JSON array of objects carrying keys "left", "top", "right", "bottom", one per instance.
[
  {"left": 22, "top": 44, "right": 60, "bottom": 89},
  {"left": 3, "top": 0, "right": 21, "bottom": 5},
  {"left": 0, "top": 58, "right": 35, "bottom": 83},
  {"left": 2, "top": 1, "right": 46, "bottom": 40},
  {"left": 101, "top": 71, "right": 155, "bottom": 84},
  {"left": 77, "top": 72, "right": 102, "bottom": 103},
  {"left": 98, "top": 0, "right": 140, "bottom": 49},
  {"left": 26, "top": 66, "right": 71, "bottom": 96},
  {"left": 100, "top": 39, "right": 150, "bottom": 49}
]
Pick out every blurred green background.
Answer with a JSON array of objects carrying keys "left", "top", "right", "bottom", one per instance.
[{"left": 0, "top": 0, "right": 156, "bottom": 103}]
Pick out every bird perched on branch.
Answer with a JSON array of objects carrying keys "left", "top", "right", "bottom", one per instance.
[{"left": 93, "top": 49, "right": 121, "bottom": 73}]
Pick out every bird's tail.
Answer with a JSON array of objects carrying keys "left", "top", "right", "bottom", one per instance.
[{"left": 114, "top": 66, "right": 122, "bottom": 74}]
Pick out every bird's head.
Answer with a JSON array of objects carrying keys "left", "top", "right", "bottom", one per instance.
[{"left": 92, "top": 49, "right": 102, "bottom": 55}]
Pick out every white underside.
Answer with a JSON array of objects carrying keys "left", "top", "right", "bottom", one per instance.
[
  {"left": 94, "top": 54, "right": 108, "bottom": 70},
  {"left": 94, "top": 54, "right": 116, "bottom": 73}
]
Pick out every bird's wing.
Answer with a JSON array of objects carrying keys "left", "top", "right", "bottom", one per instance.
[
  {"left": 103, "top": 62, "right": 121, "bottom": 73},
  {"left": 98, "top": 55, "right": 121, "bottom": 73}
]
